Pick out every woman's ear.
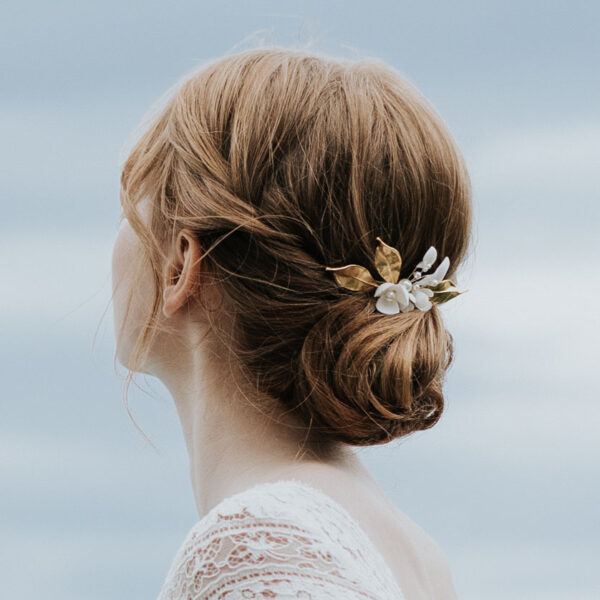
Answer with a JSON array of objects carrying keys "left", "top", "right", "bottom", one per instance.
[{"left": 162, "top": 229, "right": 203, "bottom": 319}]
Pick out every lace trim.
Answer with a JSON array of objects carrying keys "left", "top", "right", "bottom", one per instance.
[{"left": 157, "top": 479, "right": 406, "bottom": 600}]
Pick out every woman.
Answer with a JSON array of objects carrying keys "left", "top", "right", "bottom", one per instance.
[{"left": 112, "top": 46, "right": 472, "bottom": 599}]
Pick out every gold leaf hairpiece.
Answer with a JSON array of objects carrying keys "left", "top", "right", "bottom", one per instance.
[
  {"left": 325, "top": 237, "right": 467, "bottom": 314},
  {"left": 373, "top": 236, "right": 402, "bottom": 283}
]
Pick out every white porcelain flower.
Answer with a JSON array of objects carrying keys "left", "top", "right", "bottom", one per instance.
[
  {"left": 326, "top": 238, "right": 466, "bottom": 316},
  {"left": 409, "top": 284, "right": 433, "bottom": 311},
  {"left": 417, "top": 256, "right": 450, "bottom": 287},
  {"left": 374, "top": 279, "right": 412, "bottom": 314},
  {"left": 415, "top": 246, "right": 437, "bottom": 271},
  {"left": 373, "top": 247, "right": 451, "bottom": 314}
]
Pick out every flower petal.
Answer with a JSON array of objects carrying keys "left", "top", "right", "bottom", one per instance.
[
  {"left": 416, "top": 246, "right": 437, "bottom": 271},
  {"left": 413, "top": 291, "right": 433, "bottom": 311},
  {"left": 418, "top": 257, "right": 450, "bottom": 286},
  {"left": 400, "top": 301, "right": 415, "bottom": 313},
  {"left": 394, "top": 284, "right": 410, "bottom": 308},
  {"left": 375, "top": 296, "right": 400, "bottom": 314},
  {"left": 432, "top": 256, "right": 450, "bottom": 282},
  {"left": 374, "top": 282, "right": 394, "bottom": 297}
]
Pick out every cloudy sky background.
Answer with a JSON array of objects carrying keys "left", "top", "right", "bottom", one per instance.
[{"left": 1, "top": 1, "right": 599, "bottom": 599}]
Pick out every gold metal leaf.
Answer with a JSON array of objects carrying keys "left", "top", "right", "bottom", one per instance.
[
  {"left": 427, "top": 279, "right": 468, "bottom": 304},
  {"left": 374, "top": 237, "right": 402, "bottom": 284},
  {"left": 325, "top": 264, "right": 378, "bottom": 291}
]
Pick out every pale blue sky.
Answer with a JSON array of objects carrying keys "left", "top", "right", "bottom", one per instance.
[{"left": 1, "top": 2, "right": 599, "bottom": 599}]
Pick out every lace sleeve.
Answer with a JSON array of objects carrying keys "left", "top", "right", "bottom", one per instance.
[{"left": 156, "top": 506, "right": 385, "bottom": 600}]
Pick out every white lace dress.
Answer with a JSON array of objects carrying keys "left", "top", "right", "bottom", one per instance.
[{"left": 156, "top": 478, "right": 406, "bottom": 599}]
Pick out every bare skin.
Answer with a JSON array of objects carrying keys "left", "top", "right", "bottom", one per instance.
[{"left": 111, "top": 196, "right": 458, "bottom": 599}]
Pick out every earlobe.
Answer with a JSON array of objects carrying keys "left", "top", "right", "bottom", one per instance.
[{"left": 162, "top": 286, "right": 180, "bottom": 319}]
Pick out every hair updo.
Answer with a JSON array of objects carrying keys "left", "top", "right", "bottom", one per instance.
[{"left": 119, "top": 46, "right": 472, "bottom": 449}]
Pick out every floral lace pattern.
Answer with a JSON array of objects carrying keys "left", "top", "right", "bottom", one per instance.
[{"left": 156, "top": 479, "right": 406, "bottom": 599}]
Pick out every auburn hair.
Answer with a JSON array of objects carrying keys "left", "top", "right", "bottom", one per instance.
[{"left": 118, "top": 46, "right": 472, "bottom": 449}]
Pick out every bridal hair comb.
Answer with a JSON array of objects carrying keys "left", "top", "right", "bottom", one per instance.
[{"left": 325, "top": 237, "right": 467, "bottom": 315}]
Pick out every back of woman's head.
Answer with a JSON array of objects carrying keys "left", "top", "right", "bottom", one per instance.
[{"left": 120, "top": 46, "right": 472, "bottom": 448}]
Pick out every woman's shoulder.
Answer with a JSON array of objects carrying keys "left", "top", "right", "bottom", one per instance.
[
  {"left": 272, "top": 465, "right": 459, "bottom": 600},
  {"left": 157, "top": 477, "right": 407, "bottom": 599}
]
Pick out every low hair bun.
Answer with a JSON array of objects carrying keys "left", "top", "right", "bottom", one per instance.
[{"left": 294, "top": 295, "right": 453, "bottom": 446}]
